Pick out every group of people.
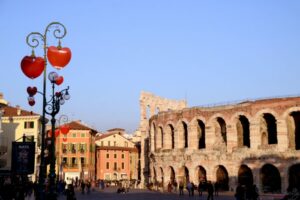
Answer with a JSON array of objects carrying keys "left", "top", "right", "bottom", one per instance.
[
  {"left": 166, "top": 180, "right": 218, "bottom": 199},
  {"left": 235, "top": 184, "right": 259, "bottom": 200}
]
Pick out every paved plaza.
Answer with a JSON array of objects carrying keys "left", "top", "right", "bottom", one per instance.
[{"left": 23, "top": 186, "right": 286, "bottom": 200}]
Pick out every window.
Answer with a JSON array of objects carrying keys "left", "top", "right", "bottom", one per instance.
[
  {"left": 122, "top": 154, "right": 124, "bottom": 159},
  {"left": 71, "top": 157, "right": 77, "bottom": 166},
  {"left": 24, "top": 121, "right": 34, "bottom": 129},
  {"left": 122, "top": 162, "right": 125, "bottom": 169},
  {"left": 101, "top": 141, "right": 104, "bottom": 146},
  {"left": 114, "top": 162, "right": 117, "bottom": 170},
  {"left": 81, "top": 157, "right": 85, "bottom": 166},
  {"left": 106, "top": 162, "right": 109, "bottom": 169},
  {"left": 108, "top": 141, "right": 111, "bottom": 146},
  {"left": 81, "top": 133, "right": 85, "bottom": 137},
  {"left": 106, "top": 154, "right": 109, "bottom": 158},
  {"left": 114, "top": 141, "right": 116, "bottom": 146},
  {"left": 71, "top": 144, "right": 76, "bottom": 153},
  {"left": 72, "top": 133, "right": 76, "bottom": 138},
  {"left": 124, "top": 141, "right": 128, "bottom": 147},
  {"left": 114, "top": 154, "right": 117, "bottom": 159}
]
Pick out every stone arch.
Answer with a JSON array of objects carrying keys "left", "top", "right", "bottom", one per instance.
[
  {"left": 157, "top": 125, "right": 164, "bottom": 150},
  {"left": 150, "top": 123, "right": 157, "bottom": 152},
  {"left": 260, "top": 164, "right": 281, "bottom": 193},
  {"left": 288, "top": 163, "right": 300, "bottom": 192},
  {"left": 165, "top": 122, "right": 175, "bottom": 149},
  {"left": 196, "top": 165, "right": 207, "bottom": 182},
  {"left": 188, "top": 117, "right": 206, "bottom": 149},
  {"left": 236, "top": 115, "right": 251, "bottom": 148},
  {"left": 238, "top": 164, "right": 253, "bottom": 186},
  {"left": 261, "top": 113, "right": 278, "bottom": 145},
  {"left": 178, "top": 165, "right": 190, "bottom": 185},
  {"left": 215, "top": 165, "right": 229, "bottom": 191},
  {"left": 159, "top": 167, "right": 164, "bottom": 188},
  {"left": 176, "top": 119, "right": 189, "bottom": 149},
  {"left": 169, "top": 166, "right": 176, "bottom": 184},
  {"left": 283, "top": 107, "right": 300, "bottom": 150}
]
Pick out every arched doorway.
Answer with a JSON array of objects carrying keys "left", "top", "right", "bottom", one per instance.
[
  {"left": 169, "top": 166, "right": 176, "bottom": 184},
  {"left": 160, "top": 167, "right": 164, "bottom": 188},
  {"left": 183, "top": 122, "right": 188, "bottom": 148},
  {"left": 260, "top": 164, "right": 281, "bottom": 193},
  {"left": 184, "top": 167, "right": 189, "bottom": 184},
  {"left": 153, "top": 167, "right": 157, "bottom": 184},
  {"left": 236, "top": 115, "right": 250, "bottom": 148},
  {"left": 289, "top": 112, "right": 300, "bottom": 150},
  {"left": 238, "top": 165, "right": 253, "bottom": 186},
  {"left": 261, "top": 113, "right": 278, "bottom": 145},
  {"left": 198, "top": 120, "right": 206, "bottom": 149},
  {"left": 216, "top": 165, "right": 229, "bottom": 191},
  {"left": 216, "top": 117, "right": 227, "bottom": 145},
  {"left": 288, "top": 164, "right": 300, "bottom": 192},
  {"left": 197, "top": 166, "right": 207, "bottom": 182}
]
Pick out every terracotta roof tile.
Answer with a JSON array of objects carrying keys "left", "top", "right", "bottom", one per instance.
[
  {"left": 2, "top": 105, "right": 40, "bottom": 117},
  {"left": 63, "top": 121, "right": 97, "bottom": 133}
]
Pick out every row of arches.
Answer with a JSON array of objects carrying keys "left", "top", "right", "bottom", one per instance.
[
  {"left": 151, "top": 163, "right": 300, "bottom": 193},
  {"left": 150, "top": 109, "right": 300, "bottom": 151}
]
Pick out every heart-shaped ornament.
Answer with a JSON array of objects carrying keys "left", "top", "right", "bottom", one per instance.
[
  {"left": 21, "top": 56, "right": 45, "bottom": 79},
  {"left": 27, "top": 86, "right": 37, "bottom": 96},
  {"left": 55, "top": 76, "right": 64, "bottom": 85}
]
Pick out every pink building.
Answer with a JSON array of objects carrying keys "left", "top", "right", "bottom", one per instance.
[{"left": 95, "top": 128, "right": 138, "bottom": 181}]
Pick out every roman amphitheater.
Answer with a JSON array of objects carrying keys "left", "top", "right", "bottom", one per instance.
[{"left": 138, "top": 91, "right": 300, "bottom": 193}]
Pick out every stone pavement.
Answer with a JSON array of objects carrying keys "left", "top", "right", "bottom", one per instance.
[{"left": 24, "top": 187, "right": 285, "bottom": 200}]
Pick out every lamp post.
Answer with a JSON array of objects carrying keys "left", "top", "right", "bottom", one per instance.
[{"left": 20, "top": 22, "right": 72, "bottom": 200}]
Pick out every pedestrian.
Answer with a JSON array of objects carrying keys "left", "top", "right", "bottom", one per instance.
[
  {"left": 81, "top": 180, "right": 85, "bottom": 194},
  {"left": 214, "top": 182, "right": 219, "bottom": 196},
  {"left": 207, "top": 181, "right": 214, "bottom": 200},
  {"left": 173, "top": 180, "right": 178, "bottom": 192},
  {"left": 179, "top": 181, "right": 184, "bottom": 195},
  {"left": 187, "top": 181, "right": 192, "bottom": 196},
  {"left": 167, "top": 182, "right": 172, "bottom": 192},
  {"left": 234, "top": 183, "right": 245, "bottom": 200},
  {"left": 191, "top": 182, "right": 195, "bottom": 196}
]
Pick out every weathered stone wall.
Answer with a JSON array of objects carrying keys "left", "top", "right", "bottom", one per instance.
[
  {"left": 138, "top": 91, "right": 187, "bottom": 186},
  {"left": 146, "top": 96, "right": 300, "bottom": 193}
]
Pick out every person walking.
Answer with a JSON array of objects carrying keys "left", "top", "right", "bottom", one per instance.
[
  {"left": 187, "top": 181, "right": 192, "bottom": 196},
  {"left": 179, "top": 181, "right": 184, "bottom": 196},
  {"left": 207, "top": 181, "right": 214, "bottom": 200}
]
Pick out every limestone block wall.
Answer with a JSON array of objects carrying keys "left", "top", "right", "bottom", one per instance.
[{"left": 146, "top": 96, "right": 300, "bottom": 193}]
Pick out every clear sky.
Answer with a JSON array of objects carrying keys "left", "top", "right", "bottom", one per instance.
[{"left": 1, "top": 1, "right": 300, "bottom": 133}]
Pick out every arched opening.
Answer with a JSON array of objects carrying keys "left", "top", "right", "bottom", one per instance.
[
  {"left": 170, "top": 125, "right": 175, "bottom": 149},
  {"left": 217, "top": 117, "right": 227, "bottom": 145},
  {"left": 260, "top": 164, "right": 281, "bottom": 193},
  {"left": 289, "top": 112, "right": 300, "bottom": 150},
  {"left": 159, "top": 127, "right": 164, "bottom": 149},
  {"left": 216, "top": 165, "right": 229, "bottom": 191},
  {"left": 160, "top": 167, "right": 164, "bottom": 188},
  {"left": 146, "top": 105, "right": 150, "bottom": 119},
  {"left": 197, "top": 166, "right": 207, "bottom": 182},
  {"left": 238, "top": 165, "right": 253, "bottom": 186},
  {"left": 263, "top": 113, "right": 278, "bottom": 144},
  {"left": 169, "top": 166, "right": 176, "bottom": 184},
  {"left": 153, "top": 167, "right": 157, "bottom": 184},
  {"left": 236, "top": 115, "right": 250, "bottom": 148},
  {"left": 183, "top": 122, "right": 188, "bottom": 148},
  {"left": 288, "top": 164, "right": 300, "bottom": 192},
  {"left": 198, "top": 120, "right": 206, "bottom": 149},
  {"left": 184, "top": 166, "right": 189, "bottom": 184},
  {"left": 155, "top": 107, "right": 160, "bottom": 115}
]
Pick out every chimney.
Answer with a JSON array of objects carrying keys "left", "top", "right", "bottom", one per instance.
[{"left": 16, "top": 105, "right": 21, "bottom": 116}]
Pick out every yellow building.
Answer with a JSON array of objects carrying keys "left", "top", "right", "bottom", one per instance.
[{"left": 1, "top": 103, "right": 41, "bottom": 181}]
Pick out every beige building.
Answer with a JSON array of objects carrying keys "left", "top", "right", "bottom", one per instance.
[
  {"left": 1, "top": 101, "right": 41, "bottom": 181},
  {"left": 95, "top": 128, "right": 139, "bottom": 181},
  {"left": 0, "top": 93, "right": 8, "bottom": 171},
  {"left": 139, "top": 92, "right": 300, "bottom": 194}
]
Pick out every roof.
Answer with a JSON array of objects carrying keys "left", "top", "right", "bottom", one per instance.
[
  {"left": 2, "top": 105, "right": 40, "bottom": 117},
  {"left": 107, "top": 128, "right": 125, "bottom": 132},
  {"left": 96, "top": 132, "right": 116, "bottom": 140},
  {"left": 63, "top": 120, "right": 98, "bottom": 134}
]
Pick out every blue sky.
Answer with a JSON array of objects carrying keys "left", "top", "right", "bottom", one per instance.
[{"left": 1, "top": 1, "right": 300, "bottom": 133}]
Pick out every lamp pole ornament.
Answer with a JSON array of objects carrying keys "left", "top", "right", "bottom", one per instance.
[{"left": 21, "top": 22, "right": 72, "bottom": 200}]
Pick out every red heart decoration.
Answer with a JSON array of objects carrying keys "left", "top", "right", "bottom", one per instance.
[
  {"left": 48, "top": 129, "right": 60, "bottom": 137},
  {"left": 47, "top": 46, "right": 72, "bottom": 69},
  {"left": 55, "top": 76, "right": 64, "bottom": 85},
  {"left": 60, "top": 125, "right": 70, "bottom": 134},
  {"left": 27, "top": 86, "right": 37, "bottom": 96},
  {"left": 62, "top": 138, "right": 67, "bottom": 142},
  {"left": 28, "top": 99, "right": 35, "bottom": 106},
  {"left": 21, "top": 56, "right": 45, "bottom": 79}
]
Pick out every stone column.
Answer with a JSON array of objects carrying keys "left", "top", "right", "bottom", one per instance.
[{"left": 277, "top": 118, "right": 288, "bottom": 152}]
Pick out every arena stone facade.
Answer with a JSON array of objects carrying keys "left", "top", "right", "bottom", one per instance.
[{"left": 139, "top": 92, "right": 300, "bottom": 194}]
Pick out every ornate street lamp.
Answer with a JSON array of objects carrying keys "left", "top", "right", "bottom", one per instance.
[{"left": 20, "top": 22, "right": 72, "bottom": 200}]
